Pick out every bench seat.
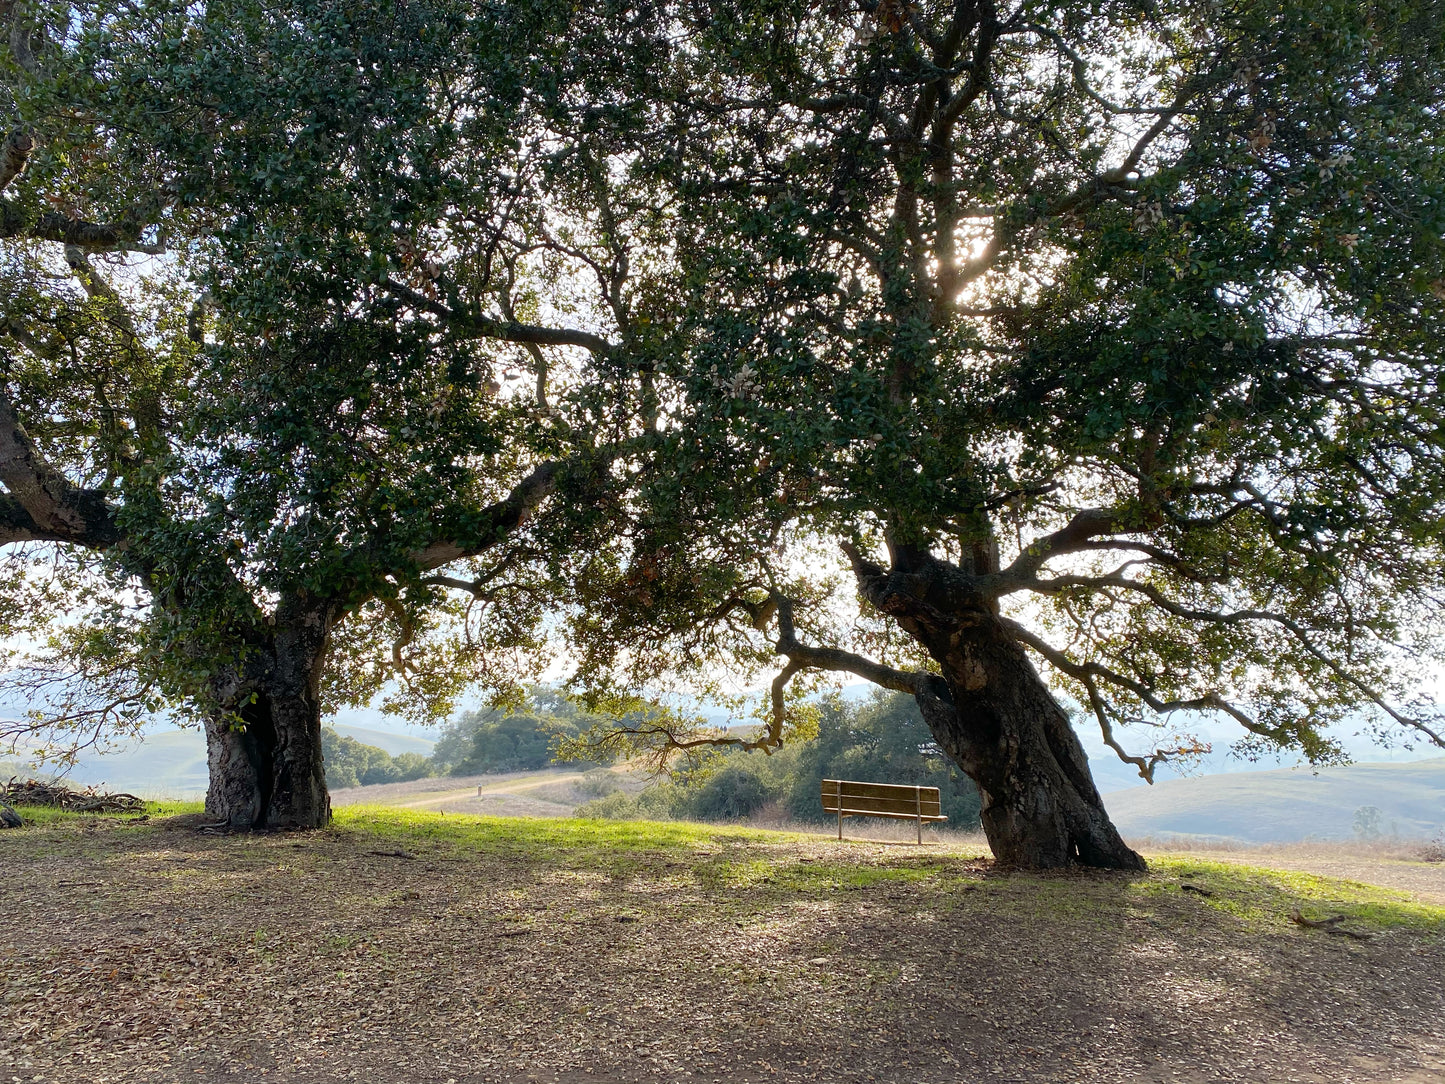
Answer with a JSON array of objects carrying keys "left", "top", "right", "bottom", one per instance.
[{"left": 821, "top": 778, "right": 947, "bottom": 843}]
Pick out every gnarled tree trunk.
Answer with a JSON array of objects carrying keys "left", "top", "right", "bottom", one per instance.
[
  {"left": 911, "top": 620, "right": 1144, "bottom": 870},
  {"left": 861, "top": 546, "right": 1144, "bottom": 871},
  {"left": 203, "top": 617, "right": 332, "bottom": 829}
]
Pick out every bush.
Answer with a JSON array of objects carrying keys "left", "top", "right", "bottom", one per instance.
[
  {"left": 575, "top": 791, "right": 642, "bottom": 820},
  {"left": 575, "top": 769, "right": 621, "bottom": 799},
  {"left": 1420, "top": 829, "right": 1445, "bottom": 863},
  {"left": 678, "top": 762, "right": 771, "bottom": 821},
  {"left": 321, "top": 729, "right": 433, "bottom": 790}
]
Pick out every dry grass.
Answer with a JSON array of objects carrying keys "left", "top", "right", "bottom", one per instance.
[
  {"left": 1128, "top": 834, "right": 1443, "bottom": 862},
  {"left": 3, "top": 806, "right": 1444, "bottom": 1084},
  {"left": 1131, "top": 838, "right": 1445, "bottom": 908}
]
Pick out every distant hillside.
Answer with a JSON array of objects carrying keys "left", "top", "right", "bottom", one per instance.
[
  {"left": 8, "top": 723, "right": 435, "bottom": 800},
  {"left": 1104, "top": 758, "right": 1445, "bottom": 843},
  {"left": 328, "top": 725, "right": 434, "bottom": 758},
  {"left": 54, "top": 729, "right": 211, "bottom": 799}
]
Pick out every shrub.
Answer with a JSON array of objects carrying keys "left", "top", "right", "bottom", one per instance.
[
  {"left": 576, "top": 791, "right": 644, "bottom": 820},
  {"left": 1421, "top": 829, "right": 1445, "bottom": 863},
  {"left": 681, "top": 762, "right": 770, "bottom": 821},
  {"left": 576, "top": 769, "right": 621, "bottom": 799}
]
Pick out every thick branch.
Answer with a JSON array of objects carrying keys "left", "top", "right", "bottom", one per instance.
[
  {"left": 5, "top": 0, "right": 40, "bottom": 76},
  {"left": 995, "top": 507, "right": 1125, "bottom": 584},
  {"left": 383, "top": 278, "right": 614, "bottom": 355},
  {"left": 420, "top": 574, "right": 494, "bottom": 598},
  {"left": 774, "top": 594, "right": 923, "bottom": 695},
  {"left": 0, "top": 201, "right": 170, "bottom": 252},
  {"left": 411, "top": 461, "right": 562, "bottom": 572},
  {"left": 0, "top": 390, "right": 120, "bottom": 547},
  {"left": 0, "top": 491, "right": 71, "bottom": 544},
  {"left": 766, "top": 658, "right": 806, "bottom": 748}
]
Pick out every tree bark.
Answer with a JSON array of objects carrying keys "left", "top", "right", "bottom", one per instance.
[
  {"left": 912, "top": 621, "right": 1145, "bottom": 870},
  {"left": 860, "top": 549, "right": 1144, "bottom": 871},
  {"left": 202, "top": 621, "right": 332, "bottom": 829}
]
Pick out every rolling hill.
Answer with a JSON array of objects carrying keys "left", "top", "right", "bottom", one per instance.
[
  {"left": 1102, "top": 757, "right": 1445, "bottom": 842},
  {"left": 2, "top": 723, "right": 436, "bottom": 800}
]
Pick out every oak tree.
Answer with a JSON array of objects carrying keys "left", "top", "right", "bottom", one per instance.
[
  {"left": 544, "top": 0, "right": 1445, "bottom": 868},
  {"left": 0, "top": 0, "right": 625, "bottom": 826}
]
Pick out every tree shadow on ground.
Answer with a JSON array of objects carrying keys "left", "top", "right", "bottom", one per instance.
[{"left": 2, "top": 811, "right": 1442, "bottom": 1084}]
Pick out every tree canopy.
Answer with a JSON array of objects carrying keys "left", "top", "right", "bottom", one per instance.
[
  {"left": 2, "top": 0, "right": 1442, "bottom": 866},
  {"left": 529, "top": 0, "right": 1445, "bottom": 866},
  {"left": 0, "top": 0, "right": 631, "bottom": 825}
]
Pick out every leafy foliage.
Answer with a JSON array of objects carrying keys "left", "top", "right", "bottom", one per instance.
[
  {"left": 4, "top": 0, "right": 1445, "bottom": 844},
  {"left": 0, "top": 0, "right": 624, "bottom": 778},
  {"left": 526, "top": 0, "right": 1445, "bottom": 777},
  {"left": 581, "top": 691, "right": 982, "bottom": 827},
  {"left": 430, "top": 688, "right": 610, "bottom": 775},
  {"left": 319, "top": 728, "right": 433, "bottom": 790}
]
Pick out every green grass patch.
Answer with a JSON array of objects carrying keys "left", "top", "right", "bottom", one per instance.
[
  {"left": 1140, "top": 856, "right": 1445, "bottom": 934},
  {"left": 4, "top": 799, "right": 203, "bottom": 827},
  {"left": 331, "top": 809, "right": 1443, "bottom": 936},
  {"left": 333, "top": 805, "right": 804, "bottom": 867},
  {"left": 334, "top": 807, "right": 955, "bottom": 902},
  {"left": 9, "top": 804, "right": 1437, "bottom": 945}
]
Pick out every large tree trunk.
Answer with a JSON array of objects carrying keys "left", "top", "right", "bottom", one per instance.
[
  {"left": 912, "top": 620, "right": 1144, "bottom": 870},
  {"left": 861, "top": 547, "right": 1144, "bottom": 871},
  {"left": 203, "top": 619, "right": 332, "bottom": 829}
]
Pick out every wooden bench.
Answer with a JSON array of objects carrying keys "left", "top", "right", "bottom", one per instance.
[{"left": 821, "top": 778, "right": 947, "bottom": 844}]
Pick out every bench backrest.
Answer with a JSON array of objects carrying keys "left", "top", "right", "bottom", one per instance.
[{"left": 821, "top": 778, "right": 943, "bottom": 818}]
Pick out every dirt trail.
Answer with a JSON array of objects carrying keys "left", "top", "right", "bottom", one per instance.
[
  {"left": 330, "top": 768, "right": 604, "bottom": 818},
  {"left": 393, "top": 771, "right": 588, "bottom": 809}
]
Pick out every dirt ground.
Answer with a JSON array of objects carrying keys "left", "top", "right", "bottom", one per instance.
[{"left": 3, "top": 813, "right": 1443, "bottom": 1084}]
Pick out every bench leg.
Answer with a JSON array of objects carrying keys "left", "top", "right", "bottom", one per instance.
[
  {"left": 837, "top": 806, "right": 843, "bottom": 841},
  {"left": 917, "top": 813, "right": 922, "bottom": 846}
]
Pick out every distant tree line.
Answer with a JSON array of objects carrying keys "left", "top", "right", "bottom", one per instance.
[
  {"left": 322, "top": 688, "right": 605, "bottom": 789},
  {"left": 322, "top": 689, "right": 982, "bottom": 830},
  {"left": 428, "top": 689, "right": 606, "bottom": 775},
  {"left": 319, "top": 730, "right": 434, "bottom": 790}
]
